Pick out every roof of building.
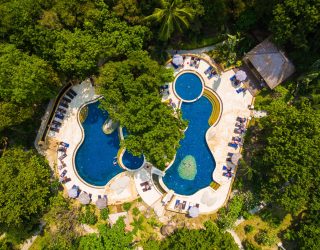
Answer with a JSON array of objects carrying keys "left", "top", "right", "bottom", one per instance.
[{"left": 245, "top": 39, "right": 295, "bottom": 89}]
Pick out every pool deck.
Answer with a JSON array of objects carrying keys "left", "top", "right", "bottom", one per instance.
[
  {"left": 44, "top": 80, "right": 137, "bottom": 203},
  {"left": 41, "top": 55, "right": 253, "bottom": 213},
  {"left": 136, "top": 56, "right": 253, "bottom": 214}
]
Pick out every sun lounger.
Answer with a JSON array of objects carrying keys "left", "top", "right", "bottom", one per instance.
[
  {"left": 98, "top": 195, "right": 102, "bottom": 199},
  {"left": 103, "top": 195, "right": 107, "bottom": 200},
  {"left": 143, "top": 186, "right": 151, "bottom": 192},
  {"left": 230, "top": 75, "right": 236, "bottom": 82},
  {"left": 140, "top": 181, "right": 148, "bottom": 186},
  {"left": 59, "top": 102, "right": 68, "bottom": 109},
  {"left": 69, "top": 89, "right": 77, "bottom": 96},
  {"left": 62, "top": 96, "right": 71, "bottom": 103},
  {"left": 60, "top": 169, "right": 67, "bottom": 178},
  {"left": 62, "top": 177, "right": 71, "bottom": 184},
  {"left": 171, "top": 61, "right": 179, "bottom": 69},
  {"left": 50, "top": 127, "right": 59, "bottom": 132},
  {"left": 60, "top": 142, "right": 70, "bottom": 147},
  {"left": 181, "top": 201, "right": 187, "bottom": 210},
  {"left": 57, "top": 107, "right": 66, "bottom": 114},
  {"left": 52, "top": 120, "right": 61, "bottom": 126},
  {"left": 236, "top": 87, "right": 246, "bottom": 93},
  {"left": 204, "top": 66, "right": 213, "bottom": 74},
  {"left": 229, "top": 143, "right": 238, "bottom": 149},
  {"left": 55, "top": 114, "right": 64, "bottom": 120},
  {"left": 58, "top": 164, "right": 66, "bottom": 170},
  {"left": 59, "top": 153, "right": 67, "bottom": 160},
  {"left": 174, "top": 200, "right": 180, "bottom": 209},
  {"left": 237, "top": 117, "right": 247, "bottom": 123},
  {"left": 196, "top": 203, "right": 199, "bottom": 208},
  {"left": 65, "top": 91, "right": 74, "bottom": 99}
]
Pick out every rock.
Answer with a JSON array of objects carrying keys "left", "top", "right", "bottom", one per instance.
[
  {"left": 178, "top": 155, "right": 197, "bottom": 180},
  {"left": 102, "top": 118, "right": 119, "bottom": 134}
]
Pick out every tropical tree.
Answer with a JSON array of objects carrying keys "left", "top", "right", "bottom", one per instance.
[
  {"left": 0, "top": 148, "right": 51, "bottom": 240},
  {"left": 143, "top": 221, "right": 238, "bottom": 250},
  {"left": 146, "top": 0, "right": 195, "bottom": 41},
  {"left": 96, "top": 51, "right": 187, "bottom": 169}
]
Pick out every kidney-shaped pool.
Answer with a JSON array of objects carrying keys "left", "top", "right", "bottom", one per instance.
[{"left": 75, "top": 101, "right": 144, "bottom": 186}]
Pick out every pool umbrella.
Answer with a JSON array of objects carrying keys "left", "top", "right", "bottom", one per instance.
[
  {"left": 96, "top": 198, "right": 107, "bottom": 209},
  {"left": 68, "top": 188, "right": 78, "bottom": 198},
  {"left": 231, "top": 153, "right": 242, "bottom": 165},
  {"left": 189, "top": 206, "right": 200, "bottom": 218},
  {"left": 78, "top": 192, "right": 91, "bottom": 205},
  {"left": 172, "top": 54, "right": 183, "bottom": 66},
  {"left": 201, "top": 190, "right": 217, "bottom": 206},
  {"left": 235, "top": 70, "right": 247, "bottom": 81}
]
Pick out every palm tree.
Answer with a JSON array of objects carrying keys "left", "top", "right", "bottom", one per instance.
[{"left": 146, "top": 0, "right": 194, "bottom": 41}]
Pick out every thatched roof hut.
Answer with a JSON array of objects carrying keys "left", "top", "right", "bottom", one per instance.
[{"left": 243, "top": 39, "right": 295, "bottom": 89}]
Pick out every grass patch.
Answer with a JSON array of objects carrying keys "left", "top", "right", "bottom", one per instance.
[{"left": 235, "top": 207, "right": 293, "bottom": 250}]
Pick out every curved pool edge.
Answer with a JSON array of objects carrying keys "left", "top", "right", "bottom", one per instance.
[
  {"left": 117, "top": 147, "right": 146, "bottom": 172},
  {"left": 72, "top": 97, "right": 119, "bottom": 189},
  {"left": 159, "top": 73, "right": 224, "bottom": 196},
  {"left": 172, "top": 70, "right": 204, "bottom": 103}
]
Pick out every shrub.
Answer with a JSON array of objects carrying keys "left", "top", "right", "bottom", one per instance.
[
  {"left": 244, "top": 225, "right": 254, "bottom": 234},
  {"left": 123, "top": 202, "right": 132, "bottom": 211},
  {"left": 255, "top": 229, "right": 277, "bottom": 246},
  {"left": 242, "top": 240, "right": 262, "bottom": 250},
  {"left": 79, "top": 206, "right": 98, "bottom": 225},
  {"left": 100, "top": 208, "right": 109, "bottom": 220},
  {"left": 132, "top": 207, "right": 140, "bottom": 216}
]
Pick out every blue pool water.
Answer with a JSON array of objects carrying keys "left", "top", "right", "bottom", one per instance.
[
  {"left": 75, "top": 102, "right": 143, "bottom": 186},
  {"left": 122, "top": 150, "right": 144, "bottom": 170},
  {"left": 174, "top": 73, "right": 203, "bottom": 101},
  {"left": 162, "top": 96, "right": 216, "bottom": 195}
]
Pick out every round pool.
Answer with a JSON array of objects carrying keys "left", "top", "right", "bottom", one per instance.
[
  {"left": 174, "top": 72, "right": 203, "bottom": 102},
  {"left": 122, "top": 149, "right": 144, "bottom": 171}
]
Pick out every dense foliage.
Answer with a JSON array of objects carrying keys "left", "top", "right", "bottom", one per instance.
[
  {"left": 0, "top": 148, "right": 51, "bottom": 240},
  {"left": 97, "top": 51, "right": 187, "bottom": 169},
  {"left": 79, "top": 217, "right": 133, "bottom": 250},
  {"left": 143, "top": 221, "right": 238, "bottom": 250}
]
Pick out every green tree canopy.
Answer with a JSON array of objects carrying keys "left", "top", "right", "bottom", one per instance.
[
  {"left": 97, "top": 51, "right": 186, "bottom": 169},
  {"left": 0, "top": 43, "right": 60, "bottom": 106},
  {"left": 146, "top": 0, "right": 195, "bottom": 41},
  {"left": 79, "top": 217, "right": 133, "bottom": 250},
  {"left": 143, "top": 221, "right": 238, "bottom": 250},
  {"left": 271, "top": 0, "right": 320, "bottom": 50},
  {"left": 0, "top": 148, "right": 51, "bottom": 237},
  {"left": 248, "top": 99, "right": 320, "bottom": 213}
]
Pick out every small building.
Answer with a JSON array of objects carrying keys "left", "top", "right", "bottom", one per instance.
[{"left": 243, "top": 39, "right": 295, "bottom": 89}]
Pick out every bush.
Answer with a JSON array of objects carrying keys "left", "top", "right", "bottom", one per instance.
[
  {"left": 79, "top": 206, "right": 98, "bottom": 225},
  {"left": 132, "top": 207, "right": 140, "bottom": 216},
  {"left": 255, "top": 229, "right": 277, "bottom": 246},
  {"left": 100, "top": 208, "right": 109, "bottom": 220},
  {"left": 123, "top": 202, "right": 132, "bottom": 211},
  {"left": 242, "top": 240, "right": 262, "bottom": 250},
  {"left": 244, "top": 225, "right": 254, "bottom": 234}
]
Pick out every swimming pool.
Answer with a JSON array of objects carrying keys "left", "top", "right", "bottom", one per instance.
[
  {"left": 75, "top": 101, "right": 144, "bottom": 186},
  {"left": 174, "top": 72, "right": 203, "bottom": 102},
  {"left": 162, "top": 96, "right": 216, "bottom": 195}
]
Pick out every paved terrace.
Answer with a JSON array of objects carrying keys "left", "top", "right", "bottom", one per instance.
[{"left": 136, "top": 55, "right": 253, "bottom": 214}]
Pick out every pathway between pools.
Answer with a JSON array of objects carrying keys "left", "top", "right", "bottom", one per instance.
[{"left": 167, "top": 45, "right": 217, "bottom": 56}]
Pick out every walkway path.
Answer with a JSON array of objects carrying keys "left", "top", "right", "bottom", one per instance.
[
  {"left": 167, "top": 45, "right": 217, "bottom": 56},
  {"left": 227, "top": 229, "right": 244, "bottom": 249}
]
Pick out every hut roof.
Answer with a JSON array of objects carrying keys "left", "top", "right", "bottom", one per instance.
[{"left": 246, "top": 39, "right": 295, "bottom": 89}]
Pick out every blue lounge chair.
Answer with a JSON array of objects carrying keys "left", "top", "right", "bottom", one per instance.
[
  {"left": 60, "top": 142, "right": 70, "bottom": 147},
  {"left": 171, "top": 61, "right": 179, "bottom": 69},
  {"left": 69, "top": 89, "right": 77, "bottom": 96},
  {"left": 204, "top": 66, "right": 213, "bottom": 74},
  {"left": 222, "top": 165, "right": 228, "bottom": 171},
  {"left": 236, "top": 87, "right": 246, "bottom": 93},
  {"left": 229, "top": 143, "right": 238, "bottom": 149},
  {"left": 230, "top": 75, "right": 236, "bottom": 81},
  {"left": 174, "top": 200, "right": 180, "bottom": 208}
]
